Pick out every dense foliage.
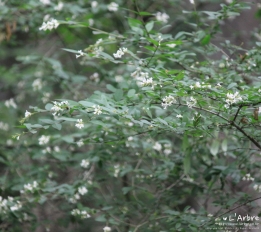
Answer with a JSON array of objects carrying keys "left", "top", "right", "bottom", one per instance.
[{"left": 1, "top": 0, "right": 261, "bottom": 231}]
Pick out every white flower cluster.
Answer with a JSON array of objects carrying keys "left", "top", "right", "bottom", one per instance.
[
  {"left": 162, "top": 95, "right": 176, "bottom": 109},
  {"left": 0, "top": 122, "right": 9, "bottom": 131},
  {"left": 131, "top": 70, "right": 152, "bottom": 86},
  {"left": 39, "top": 19, "right": 59, "bottom": 31},
  {"left": 0, "top": 196, "right": 22, "bottom": 213},
  {"left": 90, "top": 72, "right": 100, "bottom": 82},
  {"left": 113, "top": 47, "right": 127, "bottom": 58},
  {"left": 51, "top": 100, "right": 69, "bottom": 116},
  {"left": 71, "top": 209, "right": 91, "bottom": 219},
  {"left": 225, "top": 92, "right": 242, "bottom": 108},
  {"left": 186, "top": 96, "right": 197, "bottom": 108},
  {"left": 190, "top": 82, "right": 211, "bottom": 90},
  {"left": 91, "top": 1, "right": 98, "bottom": 8},
  {"left": 5, "top": 98, "right": 17, "bottom": 108},
  {"left": 23, "top": 181, "right": 38, "bottom": 193},
  {"left": 141, "top": 77, "right": 153, "bottom": 86},
  {"left": 75, "top": 119, "right": 84, "bottom": 129},
  {"left": 163, "top": 143, "right": 172, "bottom": 155},
  {"left": 108, "top": 2, "right": 119, "bottom": 11},
  {"left": 93, "top": 105, "right": 102, "bottom": 115},
  {"left": 242, "top": 173, "right": 254, "bottom": 181},
  {"left": 153, "top": 142, "right": 162, "bottom": 151},
  {"left": 103, "top": 226, "right": 112, "bottom": 232},
  {"left": 69, "top": 186, "right": 88, "bottom": 204},
  {"left": 253, "top": 184, "right": 261, "bottom": 192},
  {"left": 78, "top": 186, "right": 88, "bottom": 195},
  {"left": 84, "top": 39, "right": 103, "bottom": 57},
  {"left": 77, "top": 140, "right": 84, "bottom": 147},
  {"left": 114, "top": 164, "right": 120, "bottom": 177},
  {"left": 25, "top": 110, "right": 32, "bottom": 118},
  {"left": 155, "top": 12, "right": 170, "bottom": 23},
  {"left": 39, "top": 135, "right": 50, "bottom": 145},
  {"left": 42, "top": 146, "right": 60, "bottom": 154},
  {"left": 76, "top": 50, "right": 84, "bottom": 59},
  {"left": 54, "top": 1, "right": 63, "bottom": 11},
  {"left": 81, "top": 159, "right": 90, "bottom": 168},
  {"left": 32, "top": 78, "right": 43, "bottom": 91}
]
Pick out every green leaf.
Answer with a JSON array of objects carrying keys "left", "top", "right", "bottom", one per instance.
[
  {"left": 145, "top": 21, "right": 154, "bottom": 32},
  {"left": 210, "top": 140, "right": 219, "bottom": 156},
  {"left": 106, "top": 84, "right": 117, "bottom": 92},
  {"left": 201, "top": 34, "right": 211, "bottom": 45},
  {"left": 175, "top": 71, "right": 184, "bottom": 80},
  {"left": 221, "top": 139, "right": 227, "bottom": 152},
  {"left": 52, "top": 123, "right": 62, "bottom": 130},
  {"left": 45, "top": 103, "right": 53, "bottom": 110},
  {"left": 95, "top": 214, "right": 107, "bottom": 222},
  {"left": 127, "top": 17, "right": 143, "bottom": 28},
  {"left": 127, "top": 89, "right": 136, "bottom": 98},
  {"left": 227, "top": 82, "right": 237, "bottom": 89},
  {"left": 113, "top": 89, "right": 123, "bottom": 101},
  {"left": 122, "top": 187, "right": 132, "bottom": 195}
]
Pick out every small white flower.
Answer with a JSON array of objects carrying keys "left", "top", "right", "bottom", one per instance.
[
  {"left": 108, "top": 2, "right": 119, "bottom": 11},
  {"left": 225, "top": 91, "right": 242, "bottom": 106},
  {"left": 164, "top": 149, "right": 172, "bottom": 155},
  {"left": 24, "top": 181, "right": 38, "bottom": 192},
  {"left": 0, "top": 122, "right": 9, "bottom": 131},
  {"left": 76, "top": 50, "right": 84, "bottom": 59},
  {"left": 166, "top": 43, "right": 176, "bottom": 48},
  {"left": 219, "top": 63, "right": 225, "bottom": 68},
  {"left": 176, "top": 114, "right": 183, "bottom": 118},
  {"left": 32, "top": 78, "right": 43, "bottom": 91},
  {"left": 187, "top": 97, "right": 197, "bottom": 108},
  {"left": 80, "top": 159, "right": 90, "bottom": 168},
  {"left": 39, "top": 19, "right": 59, "bottom": 31},
  {"left": 140, "top": 77, "right": 154, "bottom": 89},
  {"left": 39, "top": 135, "right": 50, "bottom": 145},
  {"left": 153, "top": 142, "right": 162, "bottom": 151},
  {"left": 103, "top": 226, "right": 112, "bottom": 232},
  {"left": 90, "top": 72, "right": 100, "bottom": 82},
  {"left": 78, "top": 186, "right": 88, "bottom": 195},
  {"left": 189, "top": 85, "right": 194, "bottom": 90},
  {"left": 195, "top": 82, "right": 201, "bottom": 88},
  {"left": 162, "top": 95, "right": 176, "bottom": 109},
  {"left": 89, "top": 18, "right": 94, "bottom": 26},
  {"left": 81, "top": 211, "right": 91, "bottom": 219},
  {"left": 5, "top": 98, "right": 17, "bottom": 109},
  {"left": 91, "top": 1, "right": 98, "bottom": 8},
  {"left": 40, "top": 0, "right": 51, "bottom": 5},
  {"left": 155, "top": 12, "right": 170, "bottom": 23},
  {"left": 93, "top": 105, "right": 102, "bottom": 115},
  {"left": 189, "top": 0, "right": 195, "bottom": 4},
  {"left": 242, "top": 173, "right": 254, "bottom": 181},
  {"left": 114, "top": 164, "right": 120, "bottom": 177},
  {"left": 25, "top": 110, "right": 32, "bottom": 118},
  {"left": 75, "top": 119, "right": 84, "bottom": 129},
  {"left": 54, "top": 2, "right": 63, "bottom": 11},
  {"left": 113, "top": 47, "right": 127, "bottom": 58},
  {"left": 77, "top": 140, "right": 84, "bottom": 147}
]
